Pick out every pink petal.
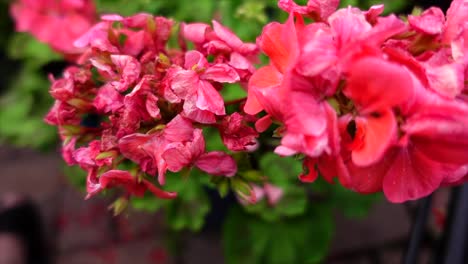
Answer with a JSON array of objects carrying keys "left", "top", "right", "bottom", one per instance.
[
  {"left": 255, "top": 115, "right": 272, "bottom": 133},
  {"left": 145, "top": 93, "right": 161, "bottom": 119},
  {"left": 142, "top": 179, "right": 177, "bottom": 199},
  {"left": 162, "top": 129, "right": 205, "bottom": 172},
  {"left": 181, "top": 22, "right": 210, "bottom": 43},
  {"left": 195, "top": 81, "right": 226, "bottom": 115},
  {"left": 202, "top": 64, "right": 240, "bottom": 83},
  {"left": 244, "top": 65, "right": 283, "bottom": 116},
  {"left": 345, "top": 57, "right": 414, "bottom": 113},
  {"left": 50, "top": 77, "right": 75, "bottom": 101},
  {"left": 328, "top": 7, "right": 371, "bottom": 49},
  {"left": 264, "top": 183, "right": 284, "bottom": 205},
  {"left": 296, "top": 23, "right": 336, "bottom": 76},
  {"left": 383, "top": 146, "right": 446, "bottom": 203},
  {"left": 426, "top": 63, "right": 464, "bottom": 99},
  {"left": 93, "top": 84, "right": 124, "bottom": 113},
  {"left": 444, "top": 0, "right": 468, "bottom": 42},
  {"left": 364, "top": 4, "right": 384, "bottom": 24},
  {"left": 85, "top": 169, "right": 101, "bottom": 199},
  {"left": 62, "top": 137, "right": 77, "bottom": 165},
  {"left": 408, "top": 7, "right": 445, "bottom": 35},
  {"left": 404, "top": 112, "right": 468, "bottom": 165},
  {"left": 162, "top": 143, "right": 194, "bottom": 172},
  {"left": 110, "top": 55, "right": 141, "bottom": 92},
  {"left": 229, "top": 52, "right": 254, "bottom": 71},
  {"left": 284, "top": 72, "right": 328, "bottom": 137},
  {"left": 184, "top": 50, "right": 209, "bottom": 69},
  {"left": 212, "top": 20, "right": 257, "bottom": 54},
  {"left": 195, "top": 151, "right": 237, "bottom": 177},
  {"left": 73, "top": 140, "right": 100, "bottom": 168},
  {"left": 278, "top": 0, "right": 339, "bottom": 21},
  {"left": 99, "top": 170, "right": 146, "bottom": 197},
  {"left": 170, "top": 69, "right": 198, "bottom": 99},
  {"left": 182, "top": 100, "right": 217, "bottom": 124},
  {"left": 118, "top": 134, "right": 157, "bottom": 175},
  {"left": 257, "top": 15, "right": 298, "bottom": 73},
  {"left": 163, "top": 115, "right": 195, "bottom": 142}
]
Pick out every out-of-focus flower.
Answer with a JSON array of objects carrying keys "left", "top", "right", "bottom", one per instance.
[{"left": 10, "top": 0, "right": 96, "bottom": 55}]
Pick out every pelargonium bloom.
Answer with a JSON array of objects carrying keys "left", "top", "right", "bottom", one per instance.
[
  {"left": 168, "top": 50, "right": 240, "bottom": 123},
  {"left": 10, "top": 0, "right": 96, "bottom": 55},
  {"left": 245, "top": 0, "right": 468, "bottom": 203},
  {"left": 45, "top": 13, "right": 256, "bottom": 202},
  {"left": 181, "top": 20, "right": 258, "bottom": 81}
]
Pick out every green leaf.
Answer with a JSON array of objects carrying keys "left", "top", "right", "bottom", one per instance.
[
  {"left": 243, "top": 184, "right": 307, "bottom": 221},
  {"left": 311, "top": 178, "right": 381, "bottom": 219},
  {"left": 223, "top": 204, "right": 334, "bottom": 264},
  {"left": 259, "top": 153, "right": 303, "bottom": 186},
  {"left": 163, "top": 171, "right": 211, "bottom": 232},
  {"left": 221, "top": 83, "right": 247, "bottom": 102},
  {"left": 8, "top": 33, "right": 61, "bottom": 66},
  {"left": 62, "top": 165, "right": 87, "bottom": 192},
  {"left": 131, "top": 193, "right": 166, "bottom": 212}
]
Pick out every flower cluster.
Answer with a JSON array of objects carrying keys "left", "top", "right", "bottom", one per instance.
[
  {"left": 246, "top": 0, "right": 468, "bottom": 202},
  {"left": 45, "top": 13, "right": 259, "bottom": 200},
  {"left": 10, "top": 0, "right": 96, "bottom": 55}
]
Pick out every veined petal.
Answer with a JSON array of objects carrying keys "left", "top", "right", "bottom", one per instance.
[
  {"left": 196, "top": 81, "right": 225, "bottom": 115},
  {"left": 170, "top": 69, "right": 198, "bottom": 99},
  {"left": 202, "top": 64, "right": 240, "bottom": 83},
  {"left": 383, "top": 145, "right": 446, "bottom": 203}
]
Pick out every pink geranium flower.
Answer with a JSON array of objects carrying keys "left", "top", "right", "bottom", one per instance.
[
  {"left": 119, "top": 115, "right": 237, "bottom": 185},
  {"left": 169, "top": 50, "right": 239, "bottom": 123},
  {"left": 181, "top": 20, "right": 258, "bottom": 81},
  {"left": 10, "top": 0, "right": 96, "bottom": 54}
]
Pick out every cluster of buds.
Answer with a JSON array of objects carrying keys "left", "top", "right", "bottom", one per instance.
[
  {"left": 246, "top": 0, "right": 468, "bottom": 202},
  {"left": 44, "top": 13, "right": 260, "bottom": 201}
]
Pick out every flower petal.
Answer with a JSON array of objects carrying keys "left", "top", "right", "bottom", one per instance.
[
  {"left": 345, "top": 57, "right": 414, "bottom": 113},
  {"left": 195, "top": 151, "right": 237, "bottom": 177},
  {"left": 351, "top": 109, "right": 397, "bottom": 167}
]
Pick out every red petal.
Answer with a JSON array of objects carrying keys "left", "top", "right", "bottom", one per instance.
[
  {"left": 245, "top": 65, "right": 283, "bottom": 115},
  {"left": 345, "top": 57, "right": 414, "bottom": 113},
  {"left": 383, "top": 146, "right": 446, "bottom": 203},
  {"left": 352, "top": 110, "right": 397, "bottom": 166},
  {"left": 257, "top": 15, "right": 298, "bottom": 73}
]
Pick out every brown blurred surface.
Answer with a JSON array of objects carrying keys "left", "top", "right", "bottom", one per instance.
[{"left": 0, "top": 145, "right": 428, "bottom": 264}]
